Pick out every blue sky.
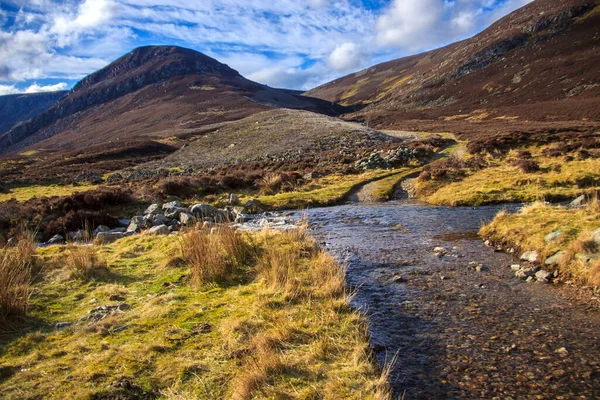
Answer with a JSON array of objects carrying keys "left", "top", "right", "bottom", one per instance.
[{"left": 0, "top": 0, "right": 532, "bottom": 95}]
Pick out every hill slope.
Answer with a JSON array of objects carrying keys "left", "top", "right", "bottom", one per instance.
[
  {"left": 0, "top": 91, "right": 66, "bottom": 135},
  {"left": 306, "top": 0, "right": 600, "bottom": 126},
  {"left": 0, "top": 46, "right": 343, "bottom": 154}
]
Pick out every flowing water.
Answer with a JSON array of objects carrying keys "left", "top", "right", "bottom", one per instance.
[{"left": 301, "top": 201, "right": 600, "bottom": 399}]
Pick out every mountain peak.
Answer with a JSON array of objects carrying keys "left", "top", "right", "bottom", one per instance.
[{"left": 73, "top": 45, "right": 240, "bottom": 93}]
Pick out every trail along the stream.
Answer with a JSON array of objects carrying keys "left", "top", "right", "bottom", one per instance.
[{"left": 299, "top": 201, "right": 600, "bottom": 399}]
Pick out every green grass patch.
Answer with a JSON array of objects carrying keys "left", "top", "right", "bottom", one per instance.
[
  {"left": 0, "top": 184, "right": 100, "bottom": 203},
  {"left": 371, "top": 168, "right": 422, "bottom": 201},
  {"left": 0, "top": 230, "right": 390, "bottom": 399}
]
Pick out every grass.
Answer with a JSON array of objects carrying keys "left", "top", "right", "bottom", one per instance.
[
  {"left": 0, "top": 229, "right": 390, "bottom": 399},
  {"left": 0, "top": 184, "right": 99, "bottom": 203},
  {"left": 244, "top": 169, "right": 416, "bottom": 210},
  {"left": 480, "top": 199, "right": 600, "bottom": 286},
  {"left": 0, "top": 233, "right": 37, "bottom": 329},
  {"left": 419, "top": 148, "right": 600, "bottom": 206},
  {"left": 370, "top": 168, "right": 422, "bottom": 201}
]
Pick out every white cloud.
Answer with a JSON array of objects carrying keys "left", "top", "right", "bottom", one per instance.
[
  {"left": 328, "top": 42, "right": 369, "bottom": 72},
  {"left": 0, "top": 81, "right": 68, "bottom": 95},
  {"left": 24, "top": 82, "right": 68, "bottom": 93}
]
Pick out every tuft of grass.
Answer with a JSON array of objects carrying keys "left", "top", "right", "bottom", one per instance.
[
  {"left": 0, "top": 233, "right": 36, "bottom": 328},
  {"left": 257, "top": 173, "right": 283, "bottom": 196},
  {"left": 181, "top": 226, "right": 254, "bottom": 286},
  {"left": 64, "top": 245, "right": 108, "bottom": 281}
]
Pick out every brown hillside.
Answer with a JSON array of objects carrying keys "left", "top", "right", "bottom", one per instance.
[
  {"left": 0, "top": 46, "right": 344, "bottom": 154},
  {"left": 306, "top": 0, "right": 600, "bottom": 128}
]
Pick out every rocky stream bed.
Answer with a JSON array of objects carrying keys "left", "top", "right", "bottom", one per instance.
[{"left": 302, "top": 201, "right": 600, "bottom": 399}]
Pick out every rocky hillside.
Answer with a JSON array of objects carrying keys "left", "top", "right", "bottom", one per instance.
[
  {"left": 0, "top": 46, "right": 344, "bottom": 154},
  {"left": 0, "top": 91, "right": 66, "bottom": 135},
  {"left": 306, "top": 0, "right": 600, "bottom": 126}
]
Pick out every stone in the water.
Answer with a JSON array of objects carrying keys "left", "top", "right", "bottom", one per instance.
[
  {"left": 510, "top": 264, "right": 522, "bottom": 271},
  {"left": 520, "top": 250, "right": 539, "bottom": 263},
  {"left": 433, "top": 247, "right": 447, "bottom": 256},
  {"left": 515, "top": 266, "right": 539, "bottom": 279},
  {"left": 544, "top": 231, "right": 562, "bottom": 243},
  {"left": 545, "top": 251, "right": 566, "bottom": 266},
  {"left": 535, "top": 269, "right": 552, "bottom": 283},
  {"left": 148, "top": 224, "right": 169, "bottom": 235}
]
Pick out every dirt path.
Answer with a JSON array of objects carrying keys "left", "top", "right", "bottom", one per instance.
[{"left": 305, "top": 202, "right": 600, "bottom": 399}]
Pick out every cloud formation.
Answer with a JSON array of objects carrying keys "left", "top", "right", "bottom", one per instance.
[{"left": 1, "top": 0, "right": 534, "bottom": 92}]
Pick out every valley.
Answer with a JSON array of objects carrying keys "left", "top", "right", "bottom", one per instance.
[{"left": 1, "top": 0, "right": 600, "bottom": 398}]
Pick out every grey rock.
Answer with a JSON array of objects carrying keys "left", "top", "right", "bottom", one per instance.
[
  {"left": 544, "top": 231, "right": 563, "bottom": 243},
  {"left": 569, "top": 195, "right": 586, "bottom": 207},
  {"left": 152, "top": 214, "right": 170, "bottom": 226},
  {"left": 162, "top": 200, "right": 182, "bottom": 210},
  {"left": 520, "top": 250, "right": 539, "bottom": 263},
  {"left": 535, "top": 269, "right": 552, "bottom": 283},
  {"left": 47, "top": 234, "right": 65, "bottom": 245},
  {"left": 144, "top": 203, "right": 160, "bottom": 215},
  {"left": 545, "top": 251, "right": 566, "bottom": 266},
  {"left": 93, "top": 225, "right": 110, "bottom": 235},
  {"left": 108, "top": 227, "right": 126, "bottom": 234},
  {"left": 179, "top": 212, "right": 195, "bottom": 226},
  {"left": 118, "top": 218, "right": 131, "bottom": 227},
  {"left": 148, "top": 224, "right": 169, "bottom": 235},
  {"left": 235, "top": 213, "right": 252, "bottom": 223},
  {"left": 510, "top": 264, "right": 522, "bottom": 271},
  {"left": 68, "top": 229, "right": 86, "bottom": 241},
  {"left": 591, "top": 228, "right": 600, "bottom": 245},
  {"left": 515, "top": 266, "right": 539, "bottom": 279},
  {"left": 191, "top": 203, "right": 219, "bottom": 218},
  {"left": 164, "top": 207, "right": 186, "bottom": 219},
  {"left": 113, "top": 325, "right": 129, "bottom": 333},
  {"left": 96, "top": 232, "right": 125, "bottom": 244},
  {"left": 56, "top": 322, "right": 72, "bottom": 329},
  {"left": 127, "top": 221, "right": 142, "bottom": 233}
]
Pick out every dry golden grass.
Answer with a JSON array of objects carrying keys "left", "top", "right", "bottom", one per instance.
[
  {"left": 481, "top": 199, "right": 600, "bottom": 286},
  {"left": 0, "top": 233, "right": 36, "bottom": 327},
  {"left": 64, "top": 245, "right": 108, "bottom": 281},
  {"left": 180, "top": 225, "right": 254, "bottom": 286},
  {"left": 257, "top": 173, "right": 284, "bottom": 196}
]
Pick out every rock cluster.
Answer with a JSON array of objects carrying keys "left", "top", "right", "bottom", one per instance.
[{"left": 355, "top": 147, "right": 417, "bottom": 170}]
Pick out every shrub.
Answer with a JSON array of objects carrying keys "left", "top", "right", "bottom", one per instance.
[
  {"left": 0, "top": 232, "right": 37, "bottom": 327},
  {"left": 65, "top": 245, "right": 108, "bottom": 281}
]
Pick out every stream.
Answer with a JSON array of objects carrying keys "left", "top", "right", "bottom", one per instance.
[{"left": 302, "top": 200, "right": 600, "bottom": 399}]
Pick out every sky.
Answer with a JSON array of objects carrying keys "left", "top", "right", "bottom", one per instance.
[{"left": 0, "top": 0, "right": 533, "bottom": 95}]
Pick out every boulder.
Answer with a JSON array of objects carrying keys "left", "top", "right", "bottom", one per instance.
[
  {"left": 520, "top": 250, "right": 539, "bottom": 263},
  {"left": 148, "top": 224, "right": 169, "bottom": 235},
  {"left": 179, "top": 212, "right": 195, "bottom": 226},
  {"left": 569, "top": 195, "right": 586, "bottom": 208},
  {"left": 168, "top": 220, "right": 182, "bottom": 231},
  {"left": 93, "top": 225, "right": 110, "bottom": 235},
  {"left": 164, "top": 207, "right": 186, "bottom": 219},
  {"left": 535, "top": 269, "right": 553, "bottom": 283},
  {"left": 515, "top": 266, "right": 539, "bottom": 279},
  {"left": 162, "top": 200, "right": 182, "bottom": 210},
  {"left": 96, "top": 232, "right": 125, "bottom": 244},
  {"left": 152, "top": 213, "right": 170, "bottom": 226},
  {"left": 118, "top": 218, "right": 131, "bottom": 227},
  {"left": 545, "top": 251, "right": 566, "bottom": 266},
  {"left": 544, "top": 231, "right": 562, "bottom": 243},
  {"left": 108, "top": 227, "right": 127, "bottom": 234},
  {"left": 191, "top": 203, "right": 219, "bottom": 218},
  {"left": 47, "top": 234, "right": 65, "bottom": 245},
  {"left": 127, "top": 221, "right": 143, "bottom": 233},
  {"left": 144, "top": 203, "right": 160, "bottom": 215}
]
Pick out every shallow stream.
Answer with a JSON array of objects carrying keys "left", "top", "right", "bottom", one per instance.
[{"left": 302, "top": 201, "right": 600, "bottom": 398}]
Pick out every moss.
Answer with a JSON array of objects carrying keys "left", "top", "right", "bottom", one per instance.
[{"left": 0, "top": 184, "right": 100, "bottom": 203}]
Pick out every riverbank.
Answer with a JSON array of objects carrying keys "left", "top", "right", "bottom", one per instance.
[{"left": 0, "top": 227, "right": 390, "bottom": 399}]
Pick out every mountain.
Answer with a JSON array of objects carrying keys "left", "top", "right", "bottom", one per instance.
[
  {"left": 306, "top": 0, "right": 600, "bottom": 129},
  {"left": 0, "top": 46, "right": 344, "bottom": 154},
  {"left": 0, "top": 91, "right": 67, "bottom": 135}
]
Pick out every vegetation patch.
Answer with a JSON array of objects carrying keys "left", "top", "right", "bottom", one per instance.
[
  {"left": 0, "top": 184, "right": 99, "bottom": 203},
  {"left": 0, "top": 228, "right": 390, "bottom": 399},
  {"left": 481, "top": 200, "right": 600, "bottom": 287}
]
